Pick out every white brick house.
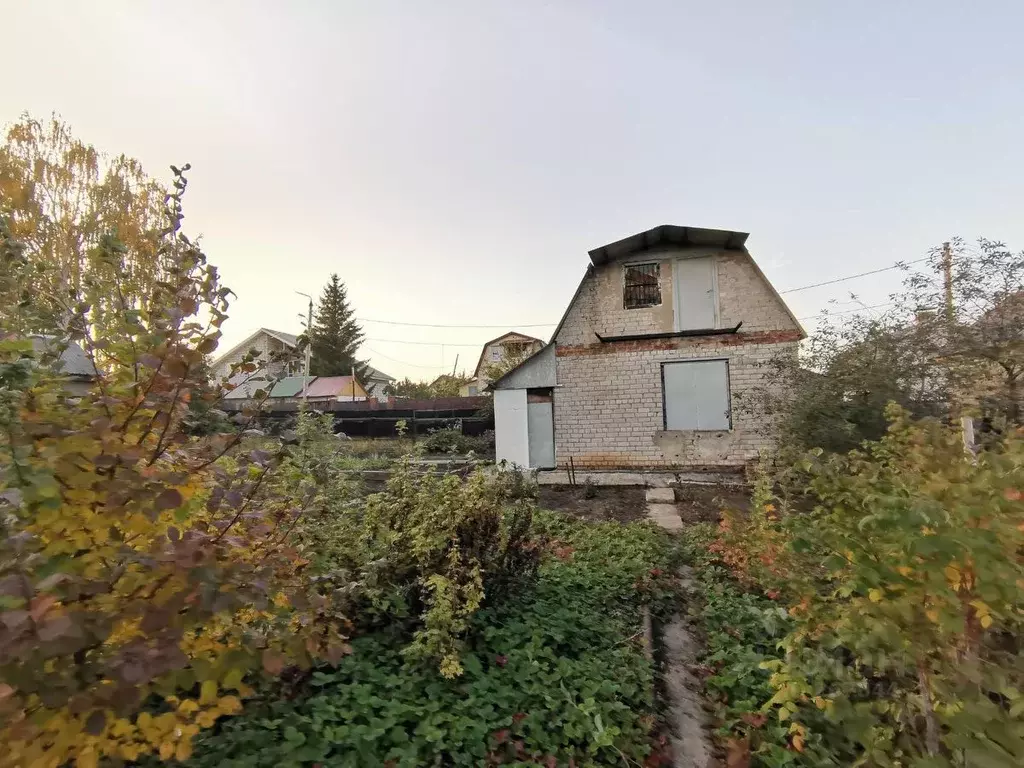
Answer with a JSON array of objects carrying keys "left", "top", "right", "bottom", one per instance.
[
  {"left": 491, "top": 224, "right": 804, "bottom": 471},
  {"left": 462, "top": 332, "right": 545, "bottom": 396}
]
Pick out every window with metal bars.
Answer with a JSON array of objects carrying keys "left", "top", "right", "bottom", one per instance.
[{"left": 623, "top": 263, "right": 661, "bottom": 309}]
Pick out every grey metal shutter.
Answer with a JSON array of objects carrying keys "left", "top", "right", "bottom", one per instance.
[
  {"left": 673, "top": 257, "right": 717, "bottom": 330},
  {"left": 662, "top": 360, "right": 730, "bottom": 430}
]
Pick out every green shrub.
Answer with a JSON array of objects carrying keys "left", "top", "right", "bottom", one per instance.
[
  {"left": 679, "top": 526, "right": 842, "bottom": 767},
  {"left": 696, "top": 408, "right": 1024, "bottom": 766},
  {"left": 419, "top": 427, "right": 493, "bottom": 456},
  {"left": 163, "top": 512, "right": 672, "bottom": 767},
  {"left": 361, "top": 462, "right": 539, "bottom": 676}
]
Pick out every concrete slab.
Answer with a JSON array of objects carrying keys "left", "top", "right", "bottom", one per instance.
[
  {"left": 651, "top": 515, "right": 684, "bottom": 531},
  {"left": 646, "top": 503, "right": 680, "bottom": 516},
  {"left": 645, "top": 487, "right": 676, "bottom": 503},
  {"left": 646, "top": 503, "right": 683, "bottom": 531}
]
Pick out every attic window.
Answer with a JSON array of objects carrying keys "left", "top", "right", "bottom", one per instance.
[{"left": 623, "top": 263, "right": 661, "bottom": 309}]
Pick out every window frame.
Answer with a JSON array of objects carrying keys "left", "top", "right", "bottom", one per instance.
[
  {"left": 660, "top": 358, "right": 732, "bottom": 432},
  {"left": 622, "top": 261, "right": 662, "bottom": 310}
]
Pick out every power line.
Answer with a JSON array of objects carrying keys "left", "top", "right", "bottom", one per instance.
[
  {"left": 365, "top": 337, "right": 483, "bottom": 347},
  {"left": 779, "top": 258, "right": 929, "bottom": 294},
  {"left": 358, "top": 317, "right": 557, "bottom": 329},
  {"left": 797, "top": 302, "right": 895, "bottom": 321},
  {"left": 363, "top": 347, "right": 447, "bottom": 370},
  {"left": 355, "top": 257, "right": 933, "bottom": 332}
]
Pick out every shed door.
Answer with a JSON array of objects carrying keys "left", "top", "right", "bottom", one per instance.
[
  {"left": 527, "top": 395, "right": 555, "bottom": 469},
  {"left": 673, "top": 257, "right": 718, "bottom": 331}
]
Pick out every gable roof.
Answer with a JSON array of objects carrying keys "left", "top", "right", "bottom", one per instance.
[
  {"left": 472, "top": 331, "right": 546, "bottom": 378},
  {"left": 211, "top": 328, "right": 299, "bottom": 368},
  {"left": 487, "top": 343, "right": 555, "bottom": 391},
  {"left": 364, "top": 365, "right": 394, "bottom": 382},
  {"left": 30, "top": 336, "right": 98, "bottom": 380},
  {"left": 269, "top": 375, "right": 310, "bottom": 398},
  {"left": 302, "top": 375, "right": 366, "bottom": 399}
]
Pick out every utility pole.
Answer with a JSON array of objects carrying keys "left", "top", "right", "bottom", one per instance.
[
  {"left": 942, "top": 241, "right": 954, "bottom": 323},
  {"left": 451, "top": 353, "right": 459, "bottom": 376},
  {"left": 939, "top": 243, "right": 973, "bottom": 450},
  {"left": 296, "top": 291, "right": 313, "bottom": 404}
]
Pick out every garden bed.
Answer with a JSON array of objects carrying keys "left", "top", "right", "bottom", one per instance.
[
  {"left": 161, "top": 511, "right": 676, "bottom": 767},
  {"left": 672, "top": 483, "right": 750, "bottom": 525},
  {"left": 537, "top": 485, "right": 648, "bottom": 523}
]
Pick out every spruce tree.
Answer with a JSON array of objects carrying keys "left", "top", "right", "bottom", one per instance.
[{"left": 308, "top": 274, "right": 368, "bottom": 380}]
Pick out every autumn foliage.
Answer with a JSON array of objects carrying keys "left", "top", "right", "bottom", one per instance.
[
  {"left": 709, "top": 407, "right": 1024, "bottom": 765},
  {"left": 0, "top": 170, "right": 349, "bottom": 767}
]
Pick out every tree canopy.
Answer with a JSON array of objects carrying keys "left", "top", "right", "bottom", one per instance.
[
  {"left": 0, "top": 168, "right": 349, "bottom": 767},
  {"left": 307, "top": 274, "right": 366, "bottom": 380},
  {"left": 0, "top": 114, "right": 170, "bottom": 339},
  {"left": 750, "top": 237, "right": 1024, "bottom": 454}
]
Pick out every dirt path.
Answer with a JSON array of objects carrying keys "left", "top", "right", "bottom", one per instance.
[{"left": 645, "top": 490, "right": 717, "bottom": 768}]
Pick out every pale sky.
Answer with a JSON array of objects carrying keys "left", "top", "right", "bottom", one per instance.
[{"left": 6, "top": 1, "right": 1023, "bottom": 380}]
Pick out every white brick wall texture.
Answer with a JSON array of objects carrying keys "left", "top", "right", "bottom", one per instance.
[{"left": 552, "top": 246, "right": 801, "bottom": 469}]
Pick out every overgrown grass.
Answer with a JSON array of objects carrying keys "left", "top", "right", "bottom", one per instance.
[
  {"left": 677, "top": 525, "right": 806, "bottom": 766},
  {"left": 164, "top": 512, "right": 674, "bottom": 767}
]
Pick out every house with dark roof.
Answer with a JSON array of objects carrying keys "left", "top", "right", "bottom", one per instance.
[{"left": 489, "top": 224, "right": 804, "bottom": 471}]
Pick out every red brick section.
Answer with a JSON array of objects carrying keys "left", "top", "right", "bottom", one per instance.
[{"left": 555, "top": 329, "right": 803, "bottom": 357}]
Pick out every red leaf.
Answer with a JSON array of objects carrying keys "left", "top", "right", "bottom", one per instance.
[
  {"left": 29, "top": 594, "right": 57, "bottom": 621},
  {"left": 495, "top": 654, "right": 508, "bottom": 667},
  {"left": 512, "top": 712, "right": 527, "bottom": 723},
  {"left": 725, "top": 736, "right": 751, "bottom": 768},
  {"left": 492, "top": 729, "right": 510, "bottom": 745},
  {"left": 740, "top": 712, "right": 767, "bottom": 728},
  {"left": 262, "top": 649, "right": 286, "bottom": 675}
]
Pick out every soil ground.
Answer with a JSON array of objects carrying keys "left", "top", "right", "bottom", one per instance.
[
  {"left": 672, "top": 484, "right": 751, "bottom": 525},
  {"left": 537, "top": 485, "right": 648, "bottom": 523}
]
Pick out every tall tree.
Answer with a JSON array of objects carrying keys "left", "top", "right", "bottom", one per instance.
[
  {"left": 743, "top": 237, "right": 1024, "bottom": 454},
  {"left": 0, "top": 114, "right": 170, "bottom": 338},
  {"left": 308, "top": 273, "right": 367, "bottom": 379}
]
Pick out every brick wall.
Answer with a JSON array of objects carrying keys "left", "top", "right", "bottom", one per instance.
[{"left": 552, "top": 245, "right": 801, "bottom": 469}]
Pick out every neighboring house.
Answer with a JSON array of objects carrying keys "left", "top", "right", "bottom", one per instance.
[
  {"left": 363, "top": 365, "right": 394, "bottom": 398},
  {"left": 30, "top": 337, "right": 98, "bottom": 397},
  {"left": 491, "top": 224, "right": 804, "bottom": 470},
  {"left": 301, "top": 375, "right": 368, "bottom": 405},
  {"left": 210, "top": 328, "right": 301, "bottom": 384},
  {"left": 462, "top": 332, "right": 545, "bottom": 396},
  {"left": 212, "top": 328, "right": 390, "bottom": 399}
]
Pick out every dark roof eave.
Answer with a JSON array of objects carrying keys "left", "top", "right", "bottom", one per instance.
[
  {"left": 595, "top": 322, "right": 743, "bottom": 343},
  {"left": 588, "top": 224, "right": 749, "bottom": 266}
]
